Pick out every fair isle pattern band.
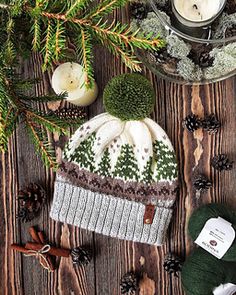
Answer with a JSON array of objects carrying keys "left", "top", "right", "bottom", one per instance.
[
  {"left": 50, "top": 175, "right": 173, "bottom": 246},
  {"left": 58, "top": 161, "right": 178, "bottom": 206}
]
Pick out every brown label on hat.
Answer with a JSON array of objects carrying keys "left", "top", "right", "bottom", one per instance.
[{"left": 144, "top": 205, "right": 155, "bottom": 224}]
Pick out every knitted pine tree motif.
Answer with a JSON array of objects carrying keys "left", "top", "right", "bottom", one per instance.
[
  {"left": 142, "top": 157, "right": 154, "bottom": 184},
  {"left": 153, "top": 141, "right": 178, "bottom": 181},
  {"left": 70, "top": 133, "right": 96, "bottom": 172},
  {"left": 113, "top": 144, "right": 139, "bottom": 181},
  {"left": 96, "top": 148, "right": 112, "bottom": 177}
]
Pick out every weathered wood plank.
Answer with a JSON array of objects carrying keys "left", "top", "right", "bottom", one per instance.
[{"left": 0, "top": 6, "right": 235, "bottom": 295}]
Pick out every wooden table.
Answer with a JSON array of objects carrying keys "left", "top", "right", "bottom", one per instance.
[{"left": 0, "top": 16, "right": 235, "bottom": 295}]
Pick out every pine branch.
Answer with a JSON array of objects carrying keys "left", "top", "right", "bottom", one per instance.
[
  {"left": 14, "top": 78, "right": 41, "bottom": 93},
  {"left": 42, "top": 20, "right": 54, "bottom": 71},
  {"left": 25, "top": 118, "right": 58, "bottom": 168},
  {"left": 31, "top": 18, "right": 41, "bottom": 51},
  {"left": 88, "top": 0, "right": 128, "bottom": 19},
  {"left": 90, "top": 20, "right": 163, "bottom": 52},
  {"left": 95, "top": 33, "right": 142, "bottom": 71},
  {"left": 21, "top": 92, "right": 67, "bottom": 102},
  {"left": 0, "top": 105, "right": 19, "bottom": 150},
  {"left": 77, "top": 28, "right": 94, "bottom": 88},
  {"left": 26, "top": 109, "right": 68, "bottom": 134},
  {"left": 54, "top": 20, "right": 66, "bottom": 60},
  {"left": 66, "top": 0, "right": 92, "bottom": 18}
]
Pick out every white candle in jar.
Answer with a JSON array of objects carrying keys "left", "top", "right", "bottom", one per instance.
[
  {"left": 173, "top": 0, "right": 225, "bottom": 22},
  {"left": 51, "top": 62, "right": 98, "bottom": 106}
]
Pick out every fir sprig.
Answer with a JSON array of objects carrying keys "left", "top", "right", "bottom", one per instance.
[
  {"left": 0, "top": 62, "right": 84, "bottom": 168},
  {"left": 0, "top": 0, "right": 164, "bottom": 86}
]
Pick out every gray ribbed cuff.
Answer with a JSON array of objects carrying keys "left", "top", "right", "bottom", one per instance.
[{"left": 50, "top": 175, "right": 173, "bottom": 246}]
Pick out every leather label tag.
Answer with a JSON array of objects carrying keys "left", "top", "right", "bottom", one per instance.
[{"left": 144, "top": 205, "right": 155, "bottom": 224}]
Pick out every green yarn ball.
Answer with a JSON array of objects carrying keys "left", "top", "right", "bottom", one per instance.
[
  {"left": 103, "top": 74, "right": 155, "bottom": 121},
  {"left": 188, "top": 203, "right": 236, "bottom": 262},
  {"left": 182, "top": 248, "right": 236, "bottom": 295}
]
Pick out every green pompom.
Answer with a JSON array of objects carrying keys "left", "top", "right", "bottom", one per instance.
[
  {"left": 188, "top": 203, "right": 236, "bottom": 262},
  {"left": 182, "top": 248, "right": 236, "bottom": 295},
  {"left": 103, "top": 73, "right": 155, "bottom": 121}
]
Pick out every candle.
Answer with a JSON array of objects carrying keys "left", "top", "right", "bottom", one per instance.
[
  {"left": 174, "top": 0, "right": 224, "bottom": 22},
  {"left": 171, "top": 0, "right": 227, "bottom": 37},
  {"left": 51, "top": 62, "right": 98, "bottom": 106}
]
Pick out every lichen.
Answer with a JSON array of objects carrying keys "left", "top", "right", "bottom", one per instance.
[
  {"left": 166, "top": 34, "right": 191, "bottom": 59},
  {"left": 133, "top": 11, "right": 170, "bottom": 39},
  {"left": 204, "top": 43, "right": 236, "bottom": 79},
  {"left": 214, "top": 13, "right": 236, "bottom": 39},
  {"left": 177, "top": 58, "right": 203, "bottom": 81}
]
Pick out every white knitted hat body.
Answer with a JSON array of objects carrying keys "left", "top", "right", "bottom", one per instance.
[{"left": 50, "top": 113, "right": 178, "bottom": 245}]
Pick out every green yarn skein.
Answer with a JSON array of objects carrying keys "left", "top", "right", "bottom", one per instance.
[
  {"left": 181, "top": 248, "right": 236, "bottom": 295},
  {"left": 103, "top": 73, "right": 155, "bottom": 121},
  {"left": 188, "top": 203, "right": 236, "bottom": 262}
]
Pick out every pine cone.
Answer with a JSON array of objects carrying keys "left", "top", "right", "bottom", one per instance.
[
  {"left": 193, "top": 175, "right": 212, "bottom": 192},
  {"left": 51, "top": 107, "right": 87, "bottom": 121},
  {"left": 225, "top": 0, "right": 236, "bottom": 14},
  {"left": 71, "top": 247, "right": 92, "bottom": 266},
  {"left": 202, "top": 114, "right": 221, "bottom": 134},
  {"left": 225, "top": 25, "right": 236, "bottom": 38},
  {"left": 182, "top": 114, "right": 202, "bottom": 132},
  {"left": 198, "top": 51, "right": 214, "bottom": 68},
  {"left": 130, "top": 2, "right": 148, "bottom": 20},
  {"left": 151, "top": 48, "right": 170, "bottom": 64},
  {"left": 163, "top": 253, "right": 182, "bottom": 277},
  {"left": 188, "top": 45, "right": 213, "bottom": 68},
  {"left": 17, "top": 207, "right": 35, "bottom": 222},
  {"left": 211, "top": 154, "right": 234, "bottom": 171},
  {"left": 17, "top": 183, "right": 46, "bottom": 222},
  {"left": 120, "top": 272, "right": 138, "bottom": 294}
]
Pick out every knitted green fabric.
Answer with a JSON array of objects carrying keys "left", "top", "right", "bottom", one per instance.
[
  {"left": 181, "top": 248, "right": 236, "bottom": 295},
  {"left": 103, "top": 73, "right": 155, "bottom": 121},
  {"left": 188, "top": 203, "right": 236, "bottom": 262}
]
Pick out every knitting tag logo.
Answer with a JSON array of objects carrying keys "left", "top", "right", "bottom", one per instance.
[{"left": 195, "top": 217, "right": 235, "bottom": 259}]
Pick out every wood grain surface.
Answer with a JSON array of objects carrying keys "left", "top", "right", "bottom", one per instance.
[{"left": 0, "top": 6, "right": 236, "bottom": 295}]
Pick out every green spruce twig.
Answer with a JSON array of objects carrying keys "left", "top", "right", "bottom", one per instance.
[{"left": 0, "top": 0, "right": 164, "bottom": 87}]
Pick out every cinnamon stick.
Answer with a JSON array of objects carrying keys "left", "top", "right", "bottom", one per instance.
[
  {"left": 11, "top": 244, "right": 30, "bottom": 254},
  {"left": 38, "top": 232, "right": 56, "bottom": 272},
  {"left": 29, "top": 227, "right": 41, "bottom": 244},
  {"left": 25, "top": 242, "right": 70, "bottom": 257},
  {"left": 28, "top": 227, "right": 55, "bottom": 271}
]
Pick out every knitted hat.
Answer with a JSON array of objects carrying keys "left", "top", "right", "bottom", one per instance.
[{"left": 50, "top": 74, "right": 178, "bottom": 246}]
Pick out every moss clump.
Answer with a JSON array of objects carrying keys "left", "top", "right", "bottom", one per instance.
[
  {"left": 103, "top": 74, "right": 155, "bottom": 121},
  {"left": 131, "top": 11, "right": 170, "bottom": 39},
  {"left": 177, "top": 58, "right": 203, "bottom": 81},
  {"left": 204, "top": 43, "right": 236, "bottom": 79},
  {"left": 166, "top": 35, "right": 191, "bottom": 59},
  {"left": 214, "top": 12, "right": 236, "bottom": 39}
]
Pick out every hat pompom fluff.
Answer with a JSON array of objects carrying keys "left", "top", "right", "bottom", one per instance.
[{"left": 103, "top": 73, "right": 155, "bottom": 121}]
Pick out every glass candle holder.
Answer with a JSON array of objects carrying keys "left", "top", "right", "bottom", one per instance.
[
  {"left": 135, "top": 0, "right": 236, "bottom": 85},
  {"left": 171, "top": 0, "right": 227, "bottom": 38}
]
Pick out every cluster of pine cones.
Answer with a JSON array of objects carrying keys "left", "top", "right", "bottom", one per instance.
[{"left": 183, "top": 113, "right": 221, "bottom": 133}]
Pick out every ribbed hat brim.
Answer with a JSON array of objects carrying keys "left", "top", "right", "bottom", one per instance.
[{"left": 50, "top": 175, "right": 173, "bottom": 246}]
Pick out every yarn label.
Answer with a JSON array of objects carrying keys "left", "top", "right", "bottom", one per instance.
[{"left": 195, "top": 217, "right": 235, "bottom": 259}]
